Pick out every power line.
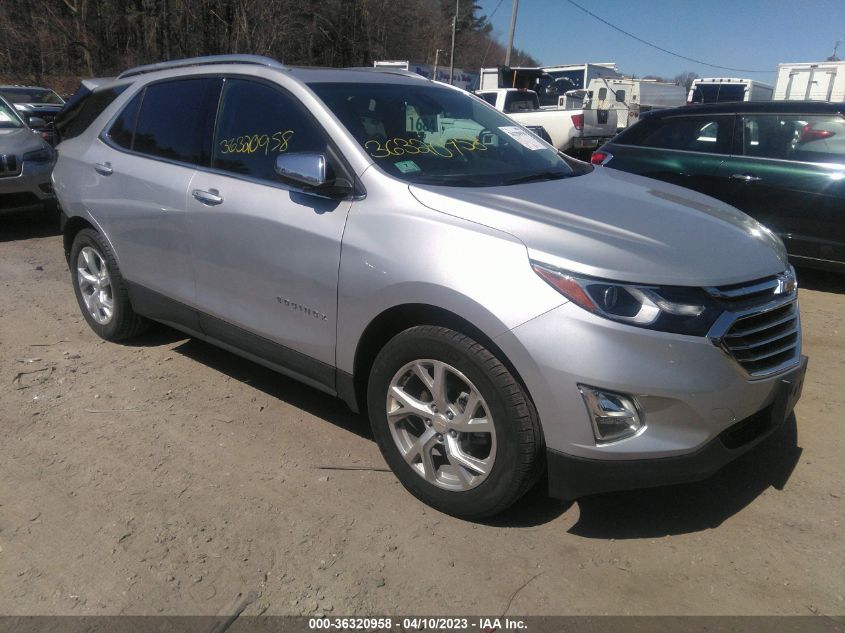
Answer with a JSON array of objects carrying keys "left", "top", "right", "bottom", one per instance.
[
  {"left": 480, "top": 0, "right": 508, "bottom": 68},
  {"left": 564, "top": 0, "right": 771, "bottom": 73}
]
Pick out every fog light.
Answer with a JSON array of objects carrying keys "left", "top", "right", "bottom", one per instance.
[{"left": 578, "top": 385, "right": 643, "bottom": 443}]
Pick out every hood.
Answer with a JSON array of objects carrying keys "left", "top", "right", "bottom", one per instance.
[
  {"left": 409, "top": 167, "right": 788, "bottom": 287},
  {"left": 0, "top": 126, "right": 47, "bottom": 155}
]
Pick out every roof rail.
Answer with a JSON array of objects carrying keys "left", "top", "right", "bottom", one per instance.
[
  {"left": 347, "top": 66, "right": 429, "bottom": 80},
  {"left": 118, "top": 55, "right": 287, "bottom": 79}
]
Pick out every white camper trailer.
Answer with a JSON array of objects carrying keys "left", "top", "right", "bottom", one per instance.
[{"left": 587, "top": 78, "right": 687, "bottom": 130}]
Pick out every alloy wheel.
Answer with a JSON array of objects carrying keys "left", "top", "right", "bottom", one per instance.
[
  {"left": 386, "top": 359, "right": 496, "bottom": 491},
  {"left": 76, "top": 246, "right": 114, "bottom": 325}
]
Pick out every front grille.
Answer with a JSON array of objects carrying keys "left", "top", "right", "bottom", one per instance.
[
  {"left": 709, "top": 273, "right": 800, "bottom": 378},
  {"left": 0, "top": 154, "right": 20, "bottom": 177}
]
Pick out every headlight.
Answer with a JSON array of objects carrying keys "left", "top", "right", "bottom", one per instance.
[
  {"left": 531, "top": 261, "right": 722, "bottom": 336},
  {"left": 23, "top": 148, "right": 53, "bottom": 163}
]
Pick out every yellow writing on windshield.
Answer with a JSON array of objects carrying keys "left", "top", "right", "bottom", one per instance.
[
  {"left": 365, "top": 137, "right": 486, "bottom": 159},
  {"left": 219, "top": 130, "right": 295, "bottom": 156}
]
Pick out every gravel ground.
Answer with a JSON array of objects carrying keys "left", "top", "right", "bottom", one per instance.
[{"left": 1, "top": 214, "right": 843, "bottom": 617}]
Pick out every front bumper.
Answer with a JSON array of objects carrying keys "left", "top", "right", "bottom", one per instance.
[
  {"left": 547, "top": 356, "right": 807, "bottom": 499},
  {"left": 493, "top": 295, "right": 806, "bottom": 499},
  {"left": 0, "top": 160, "right": 56, "bottom": 215}
]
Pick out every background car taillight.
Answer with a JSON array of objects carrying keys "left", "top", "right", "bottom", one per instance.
[
  {"left": 799, "top": 124, "right": 834, "bottom": 142},
  {"left": 591, "top": 150, "right": 612, "bottom": 165},
  {"left": 571, "top": 113, "right": 584, "bottom": 131}
]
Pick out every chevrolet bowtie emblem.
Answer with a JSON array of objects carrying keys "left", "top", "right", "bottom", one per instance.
[{"left": 774, "top": 270, "right": 797, "bottom": 295}]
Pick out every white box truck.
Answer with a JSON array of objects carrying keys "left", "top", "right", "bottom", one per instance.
[
  {"left": 774, "top": 61, "right": 845, "bottom": 102},
  {"left": 688, "top": 78, "right": 773, "bottom": 104}
]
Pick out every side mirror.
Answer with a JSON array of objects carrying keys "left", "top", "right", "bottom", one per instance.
[
  {"left": 28, "top": 116, "right": 47, "bottom": 128},
  {"left": 275, "top": 152, "right": 353, "bottom": 199},
  {"left": 275, "top": 152, "right": 328, "bottom": 188}
]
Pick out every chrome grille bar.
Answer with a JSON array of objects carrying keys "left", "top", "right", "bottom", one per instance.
[{"left": 708, "top": 270, "right": 801, "bottom": 378}]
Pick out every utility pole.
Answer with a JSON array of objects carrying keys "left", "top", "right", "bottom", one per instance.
[
  {"left": 449, "top": 0, "right": 458, "bottom": 85},
  {"left": 433, "top": 48, "right": 445, "bottom": 82},
  {"left": 504, "top": 0, "right": 519, "bottom": 66}
]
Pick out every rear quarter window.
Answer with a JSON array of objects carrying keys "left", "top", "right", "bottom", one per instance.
[{"left": 59, "top": 85, "right": 128, "bottom": 141}]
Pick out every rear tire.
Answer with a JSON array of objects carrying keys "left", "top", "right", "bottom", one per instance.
[
  {"left": 367, "top": 325, "right": 544, "bottom": 519},
  {"left": 70, "top": 228, "right": 149, "bottom": 341}
]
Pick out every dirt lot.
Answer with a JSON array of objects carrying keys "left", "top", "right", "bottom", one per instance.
[{"left": 1, "top": 214, "right": 843, "bottom": 617}]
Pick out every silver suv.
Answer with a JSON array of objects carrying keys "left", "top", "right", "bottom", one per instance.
[{"left": 54, "top": 56, "right": 807, "bottom": 518}]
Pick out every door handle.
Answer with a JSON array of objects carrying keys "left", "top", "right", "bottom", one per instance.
[
  {"left": 94, "top": 162, "right": 113, "bottom": 176},
  {"left": 730, "top": 173, "right": 762, "bottom": 182},
  {"left": 192, "top": 189, "right": 224, "bottom": 206}
]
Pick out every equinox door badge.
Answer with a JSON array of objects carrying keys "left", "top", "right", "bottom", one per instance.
[{"left": 277, "top": 297, "right": 328, "bottom": 321}]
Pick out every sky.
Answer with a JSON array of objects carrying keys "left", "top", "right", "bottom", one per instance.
[{"left": 476, "top": 0, "right": 845, "bottom": 85}]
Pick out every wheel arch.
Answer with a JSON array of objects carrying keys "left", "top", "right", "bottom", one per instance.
[
  {"left": 62, "top": 215, "right": 96, "bottom": 264},
  {"left": 347, "top": 303, "right": 536, "bottom": 419}
]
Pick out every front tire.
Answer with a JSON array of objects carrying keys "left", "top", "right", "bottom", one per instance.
[
  {"left": 367, "top": 326, "right": 544, "bottom": 519},
  {"left": 70, "top": 228, "right": 149, "bottom": 341}
]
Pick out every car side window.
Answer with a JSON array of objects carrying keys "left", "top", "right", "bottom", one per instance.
[
  {"left": 132, "top": 78, "right": 221, "bottom": 166},
  {"left": 212, "top": 79, "right": 328, "bottom": 183},
  {"left": 106, "top": 91, "right": 143, "bottom": 150},
  {"left": 636, "top": 115, "right": 734, "bottom": 154},
  {"left": 741, "top": 114, "right": 845, "bottom": 164}
]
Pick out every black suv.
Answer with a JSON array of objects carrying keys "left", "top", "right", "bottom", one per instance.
[{"left": 593, "top": 101, "right": 845, "bottom": 271}]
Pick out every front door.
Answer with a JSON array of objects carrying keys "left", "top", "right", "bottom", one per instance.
[{"left": 187, "top": 78, "right": 353, "bottom": 389}]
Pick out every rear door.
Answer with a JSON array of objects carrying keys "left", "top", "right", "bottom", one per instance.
[
  {"left": 85, "top": 77, "right": 221, "bottom": 313},
  {"left": 607, "top": 113, "right": 734, "bottom": 194},
  {"left": 716, "top": 112, "right": 845, "bottom": 265}
]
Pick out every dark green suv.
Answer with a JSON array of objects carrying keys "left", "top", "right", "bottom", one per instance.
[{"left": 593, "top": 102, "right": 845, "bottom": 271}]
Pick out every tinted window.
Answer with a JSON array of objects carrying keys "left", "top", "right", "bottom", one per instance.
[
  {"left": 59, "top": 85, "right": 128, "bottom": 140},
  {"left": 106, "top": 91, "right": 143, "bottom": 150},
  {"left": 740, "top": 114, "right": 845, "bottom": 163},
  {"left": 621, "top": 115, "right": 733, "bottom": 154},
  {"left": 690, "top": 84, "right": 745, "bottom": 103},
  {"left": 134, "top": 78, "right": 220, "bottom": 165},
  {"left": 212, "top": 79, "right": 327, "bottom": 182},
  {"left": 478, "top": 92, "right": 497, "bottom": 106},
  {"left": 503, "top": 91, "right": 538, "bottom": 113}
]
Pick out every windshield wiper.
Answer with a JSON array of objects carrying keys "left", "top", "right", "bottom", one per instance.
[
  {"left": 409, "top": 174, "right": 494, "bottom": 187},
  {"left": 505, "top": 170, "right": 571, "bottom": 185}
]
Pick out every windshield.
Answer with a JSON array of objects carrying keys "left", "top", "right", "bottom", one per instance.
[
  {"left": 0, "top": 99, "right": 24, "bottom": 128},
  {"left": 0, "top": 87, "right": 64, "bottom": 105},
  {"left": 690, "top": 84, "right": 746, "bottom": 103},
  {"left": 309, "top": 82, "right": 575, "bottom": 187}
]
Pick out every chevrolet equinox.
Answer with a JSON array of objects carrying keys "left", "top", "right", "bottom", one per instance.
[{"left": 53, "top": 56, "right": 807, "bottom": 518}]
